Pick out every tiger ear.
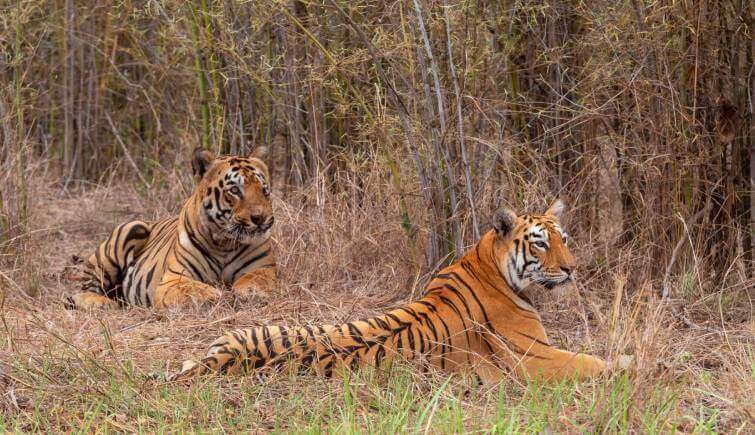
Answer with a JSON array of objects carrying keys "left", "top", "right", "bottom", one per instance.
[
  {"left": 249, "top": 146, "right": 269, "bottom": 160},
  {"left": 546, "top": 199, "right": 565, "bottom": 219},
  {"left": 493, "top": 208, "right": 518, "bottom": 237},
  {"left": 192, "top": 147, "right": 216, "bottom": 179}
]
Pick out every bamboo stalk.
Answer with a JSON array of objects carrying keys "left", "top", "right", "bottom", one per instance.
[
  {"left": 199, "top": 0, "right": 224, "bottom": 152},
  {"left": 188, "top": 2, "right": 211, "bottom": 150},
  {"left": 282, "top": 2, "right": 305, "bottom": 186},
  {"left": 412, "top": 0, "right": 446, "bottom": 129},
  {"left": 406, "top": 12, "right": 443, "bottom": 264},
  {"left": 0, "top": 93, "right": 12, "bottom": 243},
  {"left": 61, "top": 0, "right": 75, "bottom": 189},
  {"left": 327, "top": 0, "right": 440, "bottom": 266},
  {"left": 443, "top": 0, "right": 479, "bottom": 240},
  {"left": 746, "top": 0, "right": 755, "bottom": 270},
  {"left": 13, "top": 0, "right": 27, "bottom": 233},
  {"left": 412, "top": 0, "right": 461, "bottom": 259}
]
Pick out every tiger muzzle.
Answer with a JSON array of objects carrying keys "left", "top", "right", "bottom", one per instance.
[
  {"left": 235, "top": 215, "right": 273, "bottom": 233},
  {"left": 251, "top": 216, "right": 274, "bottom": 232},
  {"left": 541, "top": 274, "right": 571, "bottom": 289}
]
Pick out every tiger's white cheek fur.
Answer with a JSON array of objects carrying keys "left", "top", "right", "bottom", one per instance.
[
  {"left": 502, "top": 249, "right": 528, "bottom": 292},
  {"left": 179, "top": 231, "right": 192, "bottom": 249},
  {"left": 506, "top": 261, "right": 522, "bottom": 291},
  {"left": 515, "top": 249, "right": 526, "bottom": 279}
]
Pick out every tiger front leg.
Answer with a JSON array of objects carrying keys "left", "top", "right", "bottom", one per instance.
[
  {"left": 492, "top": 336, "right": 633, "bottom": 381},
  {"left": 153, "top": 271, "right": 222, "bottom": 309},
  {"left": 231, "top": 265, "right": 277, "bottom": 299},
  {"left": 486, "top": 328, "right": 608, "bottom": 381},
  {"left": 516, "top": 348, "right": 607, "bottom": 381}
]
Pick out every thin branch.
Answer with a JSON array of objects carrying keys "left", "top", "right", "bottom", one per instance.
[
  {"left": 104, "top": 112, "right": 151, "bottom": 189},
  {"left": 661, "top": 205, "right": 709, "bottom": 300}
]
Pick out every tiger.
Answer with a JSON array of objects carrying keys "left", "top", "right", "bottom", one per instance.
[
  {"left": 170, "top": 200, "right": 627, "bottom": 383},
  {"left": 65, "top": 147, "right": 277, "bottom": 309}
]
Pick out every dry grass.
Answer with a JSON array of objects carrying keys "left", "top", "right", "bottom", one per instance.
[
  {"left": 1, "top": 0, "right": 752, "bottom": 431},
  {"left": 0, "top": 177, "right": 752, "bottom": 433}
]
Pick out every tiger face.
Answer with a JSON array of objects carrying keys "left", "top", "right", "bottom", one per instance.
[
  {"left": 192, "top": 147, "right": 274, "bottom": 246},
  {"left": 492, "top": 200, "right": 576, "bottom": 292}
]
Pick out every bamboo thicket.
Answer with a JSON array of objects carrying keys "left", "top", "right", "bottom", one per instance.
[{"left": 0, "top": 0, "right": 751, "bottom": 289}]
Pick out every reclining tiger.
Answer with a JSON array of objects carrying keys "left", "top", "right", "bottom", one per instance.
[
  {"left": 65, "top": 147, "right": 277, "bottom": 309},
  {"left": 170, "top": 201, "right": 624, "bottom": 382}
]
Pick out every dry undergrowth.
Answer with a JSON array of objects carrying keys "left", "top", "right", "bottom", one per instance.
[{"left": 0, "top": 180, "right": 753, "bottom": 432}]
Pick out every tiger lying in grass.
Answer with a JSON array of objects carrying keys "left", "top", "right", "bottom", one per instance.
[
  {"left": 66, "top": 147, "right": 277, "bottom": 309},
  {"left": 171, "top": 201, "right": 629, "bottom": 382}
]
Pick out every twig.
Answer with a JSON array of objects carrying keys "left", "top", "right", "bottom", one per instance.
[
  {"left": 104, "top": 112, "right": 151, "bottom": 189},
  {"left": 661, "top": 205, "right": 709, "bottom": 300}
]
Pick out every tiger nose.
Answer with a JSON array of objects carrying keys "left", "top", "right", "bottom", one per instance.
[
  {"left": 250, "top": 214, "right": 266, "bottom": 225},
  {"left": 560, "top": 266, "right": 572, "bottom": 275}
]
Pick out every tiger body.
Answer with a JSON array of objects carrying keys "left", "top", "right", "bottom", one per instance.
[
  {"left": 68, "top": 147, "right": 277, "bottom": 309},
  {"left": 172, "top": 202, "right": 612, "bottom": 382}
]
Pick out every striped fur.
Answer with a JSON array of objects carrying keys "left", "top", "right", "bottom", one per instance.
[
  {"left": 170, "top": 201, "right": 610, "bottom": 383},
  {"left": 66, "top": 147, "right": 277, "bottom": 309}
]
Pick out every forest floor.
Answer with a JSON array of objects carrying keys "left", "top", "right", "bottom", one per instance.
[{"left": 0, "top": 181, "right": 753, "bottom": 433}]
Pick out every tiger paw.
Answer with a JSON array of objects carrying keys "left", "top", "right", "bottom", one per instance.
[
  {"left": 231, "top": 269, "right": 277, "bottom": 298},
  {"left": 64, "top": 292, "right": 119, "bottom": 310},
  {"left": 231, "top": 284, "right": 273, "bottom": 301},
  {"left": 154, "top": 283, "right": 222, "bottom": 309},
  {"left": 194, "top": 285, "right": 223, "bottom": 305}
]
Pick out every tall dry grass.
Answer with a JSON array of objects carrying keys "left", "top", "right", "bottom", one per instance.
[
  {"left": 0, "top": 0, "right": 753, "bottom": 431},
  {"left": 0, "top": 0, "right": 752, "bottom": 275}
]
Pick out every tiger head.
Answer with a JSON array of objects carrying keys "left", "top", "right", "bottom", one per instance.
[
  {"left": 191, "top": 147, "right": 274, "bottom": 246},
  {"left": 492, "top": 200, "right": 575, "bottom": 292}
]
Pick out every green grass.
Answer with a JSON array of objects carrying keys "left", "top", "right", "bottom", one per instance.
[{"left": 1, "top": 358, "right": 734, "bottom": 433}]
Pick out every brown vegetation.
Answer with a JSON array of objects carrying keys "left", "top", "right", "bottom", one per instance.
[{"left": 0, "top": 0, "right": 753, "bottom": 431}]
